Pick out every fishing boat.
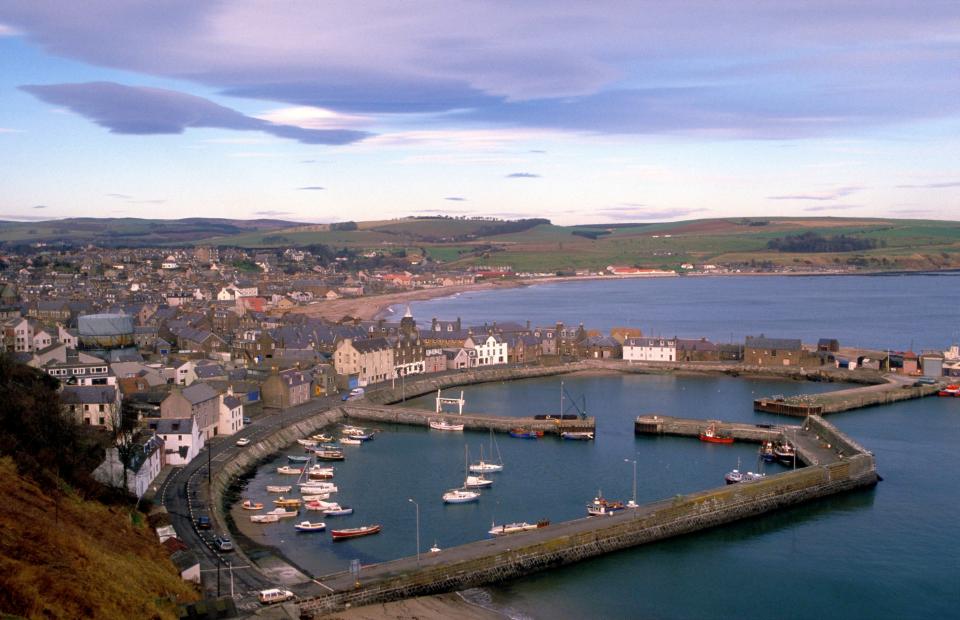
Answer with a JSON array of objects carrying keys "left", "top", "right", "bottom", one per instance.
[
  {"left": 699, "top": 423, "right": 734, "bottom": 444},
  {"left": 301, "top": 493, "right": 330, "bottom": 502},
  {"left": 323, "top": 506, "right": 354, "bottom": 516},
  {"left": 341, "top": 425, "right": 368, "bottom": 437},
  {"left": 296, "top": 438, "right": 318, "bottom": 447},
  {"left": 470, "top": 431, "right": 505, "bottom": 473},
  {"left": 266, "top": 485, "right": 292, "bottom": 493},
  {"left": 250, "top": 514, "right": 279, "bottom": 524},
  {"left": 305, "top": 499, "right": 339, "bottom": 511},
  {"left": 725, "top": 458, "right": 743, "bottom": 484},
  {"left": 509, "top": 428, "right": 543, "bottom": 439},
  {"left": 314, "top": 448, "right": 345, "bottom": 461},
  {"left": 561, "top": 431, "right": 594, "bottom": 440},
  {"left": 774, "top": 441, "right": 796, "bottom": 465},
  {"left": 294, "top": 521, "right": 326, "bottom": 532},
  {"left": 266, "top": 508, "right": 298, "bottom": 519},
  {"left": 241, "top": 500, "right": 264, "bottom": 510},
  {"left": 465, "top": 474, "right": 493, "bottom": 489},
  {"left": 759, "top": 440, "right": 776, "bottom": 463},
  {"left": 311, "top": 433, "right": 333, "bottom": 443},
  {"left": 287, "top": 455, "right": 310, "bottom": 464},
  {"left": 307, "top": 465, "right": 335, "bottom": 479},
  {"left": 488, "top": 519, "right": 549, "bottom": 536},
  {"left": 340, "top": 437, "right": 362, "bottom": 445},
  {"left": 429, "top": 419, "right": 464, "bottom": 431},
  {"left": 938, "top": 384, "right": 960, "bottom": 397},
  {"left": 587, "top": 492, "right": 626, "bottom": 516},
  {"left": 331, "top": 524, "right": 382, "bottom": 540},
  {"left": 277, "top": 466, "right": 303, "bottom": 475},
  {"left": 299, "top": 481, "right": 338, "bottom": 493},
  {"left": 273, "top": 497, "right": 302, "bottom": 508}
]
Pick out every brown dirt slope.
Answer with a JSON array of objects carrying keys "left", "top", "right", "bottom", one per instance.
[{"left": 0, "top": 457, "right": 197, "bottom": 619}]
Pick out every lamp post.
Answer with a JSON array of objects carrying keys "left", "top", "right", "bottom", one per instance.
[
  {"left": 624, "top": 458, "right": 637, "bottom": 508},
  {"left": 408, "top": 498, "right": 420, "bottom": 564}
]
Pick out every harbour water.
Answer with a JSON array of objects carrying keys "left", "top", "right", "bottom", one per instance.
[{"left": 239, "top": 274, "right": 959, "bottom": 618}]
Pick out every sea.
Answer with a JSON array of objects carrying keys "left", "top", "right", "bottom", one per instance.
[{"left": 239, "top": 274, "right": 959, "bottom": 619}]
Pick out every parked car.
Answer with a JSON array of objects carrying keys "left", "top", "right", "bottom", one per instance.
[
  {"left": 215, "top": 535, "right": 234, "bottom": 552},
  {"left": 236, "top": 437, "right": 251, "bottom": 447},
  {"left": 196, "top": 516, "right": 212, "bottom": 530},
  {"left": 258, "top": 588, "right": 294, "bottom": 604},
  {"left": 243, "top": 416, "right": 252, "bottom": 424}
]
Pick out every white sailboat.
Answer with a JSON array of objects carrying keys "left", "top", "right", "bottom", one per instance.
[
  {"left": 469, "top": 430, "right": 504, "bottom": 473},
  {"left": 443, "top": 446, "right": 481, "bottom": 504}
]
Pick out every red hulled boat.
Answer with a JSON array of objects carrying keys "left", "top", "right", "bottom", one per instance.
[
  {"left": 330, "top": 524, "right": 382, "bottom": 540},
  {"left": 699, "top": 423, "right": 734, "bottom": 444}
]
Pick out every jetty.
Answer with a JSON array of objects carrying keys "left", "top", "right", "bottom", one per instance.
[
  {"left": 297, "top": 415, "right": 876, "bottom": 617},
  {"left": 754, "top": 373, "right": 940, "bottom": 416},
  {"left": 342, "top": 403, "right": 596, "bottom": 435}
]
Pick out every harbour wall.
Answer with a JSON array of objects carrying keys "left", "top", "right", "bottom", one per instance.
[
  {"left": 299, "top": 433, "right": 877, "bottom": 617},
  {"left": 342, "top": 403, "right": 594, "bottom": 435},
  {"left": 634, "top": 414, "right": 784, "bottom": 443}
]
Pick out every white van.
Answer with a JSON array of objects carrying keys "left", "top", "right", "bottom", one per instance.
[{"left": 258, "top": 588, "right": 294, "bottom": 604}]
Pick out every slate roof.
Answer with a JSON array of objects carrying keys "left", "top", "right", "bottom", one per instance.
[
  {"left": 745, "top": 335, "right": 802, "bottom": 351},
  {"left": 152, "top": 417, "right": 194, "bottom": 434},
  {"left": 351, "top": 337, "right": 390, "bottom": 353},
  {"left": 676, "top": 338, "right": 719, "bottom": 352},
  {"left": 181, "top": 382, "right": 219, "bottom": 405},
  {"left": 60, "top": 385, "right": 117, "bottom": 405},
  {"left": 223, "top": 395, "right": 243, "bottom": 409}
]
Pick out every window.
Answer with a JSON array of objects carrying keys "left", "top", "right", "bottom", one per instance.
[{"left": 98, "top": 417, "right": 105, "bottom": 425}]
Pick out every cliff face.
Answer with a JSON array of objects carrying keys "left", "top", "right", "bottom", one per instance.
[{"left": 0, "top": 457, "right": 198, "bottom": 619}]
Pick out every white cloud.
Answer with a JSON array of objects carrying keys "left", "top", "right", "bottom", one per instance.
[
  {"left": 255, "top": 105, "right": 372, "bottom": 130},
  {"left": 0, "top": 23, "right": 19, "bottom": 36}
]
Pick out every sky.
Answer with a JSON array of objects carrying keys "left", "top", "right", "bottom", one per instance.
[{"left": 1, "top": 2, "right": 958, "bottom": 225}]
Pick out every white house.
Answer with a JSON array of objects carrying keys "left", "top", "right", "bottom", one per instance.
[
  {"left": 623, "top": 337, "right": 677, "bottom": 362},
  {"left": 466, "top": 333, "right": 508, "bottom": 367},
  {"left": 33, "top": 328, "right": 54, "bottom": 351},
  {"left": 5, "top": 317, "right": 34, "bottom": 352},
  {"left": 217, "top": 387, "right": 245, "bottom": 436},
  {"left": 161, "top": 255, "right": 179, "bottom": 269},
  {"left": 57, "top": 324, "right": 78, "bottom": 348},
  {"left": 151, "top": 417, "right": 204, "bottom": 466},
  {"left": 93, "top": 435, "right": 165, "bottom": 498}
]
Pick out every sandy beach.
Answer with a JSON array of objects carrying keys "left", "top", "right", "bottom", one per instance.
[{"left": 318, "top": 592, "right": 504, "bottom": 620}]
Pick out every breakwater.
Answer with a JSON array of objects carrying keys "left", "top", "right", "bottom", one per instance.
[
  {"left": 754, "top": 375, "right": 940, "bottom": 416},
  {"left": 297, "top": 415, "right": 876, "bottom": 617},
  {"left": 343, "top": 403, "right": 595, "bottom": 435},
  {"left": 634, "top": 414, "right": 784, "bottom": 444}
]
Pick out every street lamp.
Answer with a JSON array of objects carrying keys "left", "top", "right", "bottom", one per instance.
[
  {"left": 624, "top": 458, "right": 637, "bottom": 508},
  {"left": 408, "top": 498, "right": 420, "bottom": 564}
]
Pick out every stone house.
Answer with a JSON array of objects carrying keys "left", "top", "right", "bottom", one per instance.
[
  {"left": 391, "top": 309, "right": 425, "bottom": 377},
  {"left": 577, "top": 335, "right": 621, "bottom": 359},
  {"left": 160, "top": 383, "right": 220, "bottom": 438},
  {"left": 676, "top": 338, "right": 720, "bottom": 362},
  {"left": 466, "top": 333, "right": 508, "bottom": 367},
  {"left": 261, "top": 367, "right": 311, "bottom": 408},
  {"left": 744, "top": 335, "right": 804, "bottom": 367},
  {"left": 218, "top": 387, "right": 244, "bottom": 435},
  {"left": 334, "top": 337, "right": 394, "bottom": 385},
  {"left": 444, "top": 347, "right": 471, "bottom": 370},
  {"left": 61, "top": 385, "right": 120, "bottom": 428}
]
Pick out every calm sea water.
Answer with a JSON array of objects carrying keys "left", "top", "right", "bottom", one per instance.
[
  {"left": 240, "top": 275, "right": 960, "bottom": 619},
  {"left": 397, "top": 273, "right": 960, "bottom": 351}
]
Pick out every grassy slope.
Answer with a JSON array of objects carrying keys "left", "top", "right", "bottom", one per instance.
[{"left": 0, "top": 458, "right": 197, "bottom": 619}]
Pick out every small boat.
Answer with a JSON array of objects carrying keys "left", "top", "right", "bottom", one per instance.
[
  {"left": 305, "top": 499, "right": 339, "bottom": 511},
  {"left": 273, "top": 497, "right": 302, "bottom": 508},
  {"left": 299, "top": 481, "right": 338, "bottom": 494},
  {"left": 509, "top": 428, "right": 544, "bottom": 439},
  {"left": 774, "top": 441, "right": 796, "bottom": 465},
  {"left": 324, "top": 506, "right": 354, "bottom": 516},
  {"left": 443, "top": 488, "right": 480, "bottom": 504},
  {"left": 938, "top": 384, "right": 959, "bottom": 397},
  {"left": 341, "top": 425, "right": 368, "bottom": 437},
  {"left": 587, "top": 492, "right": 626, "bottom": 516},
  {"left": 340, "top": 437, "right": 362, "bottom": 445},
  {"left": 331, "top": 524, "right": 382, "bottom": 540},
  {"left": 470, "top": 431, "right": 505, "bottom": 473},
  {"left": 488, "top": 519, "right": 549, "bottom": 536},
  {"left": 297, "top": 438, "right": 318, "bottom": 447},
  {"left": 699, "top": 423, "right": 734, "bottom": 444},
  {"left": 301, "top": 493, "right": 330, "bottom": 502},
  {"left": 430, "top": 419, "right": 464, "bottom": 431},
  {"left": 277, "top": 466, "right": 303, "bottom": 475},
  {"left": 294, "top": 521, "right": 326, "bottom": 532},
  {"left": 250, "top": 514, "right": 279, "bottom": 523},
  {"left": 314, "top": 449, "right": 345, "bottom": 461},
  {"left": 307, "top": 465, "right": 335, "bottom": 479},
  {"left": 429, "top": 541, "right": 442, "bottom": 553},
  {"left": 287, "top": 455, "right": 310, "bottom": 464},
  {"left": 464, "top": 474, "right": 493, "bottom": 489},
  {"left": 759, "top": 440, "right": 776, "bottom": 463},
  {"left": 241, "top": 499, "right": 264, "bottom": 510},
  {"left": 561, "top": 431, "right": 594, "bottom": 440},
  {"left": 742, "top": 471, "right": 766, "bottom": 482},
  {"left": 266, "top": 508, "right": 298, "bottom": 519},
  {"left": 311, "top": 433, "right": 333, "bottom": 443},
  {"left": 725, "top": 469, "right": 744, "bottom": 484},
  {"left": 266, "top": 485, "right": 292, "bottom": 493}
]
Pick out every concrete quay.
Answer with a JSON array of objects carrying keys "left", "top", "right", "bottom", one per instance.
[
  {"left": 343, "top": 403, "right": 595, "bottom": 435},
  {"left": 634, "top": 414, "right": 785, "bottom": 444},
  {"left": 298, "top": 415, "right": 876, "bottom": 617},
  {"left": 754, "top": 373, "right": 940, "bottom": 416}
]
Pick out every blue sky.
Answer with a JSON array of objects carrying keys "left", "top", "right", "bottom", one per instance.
[{"left": 1, "top": 2, "right": 958, "bottom": 225}]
